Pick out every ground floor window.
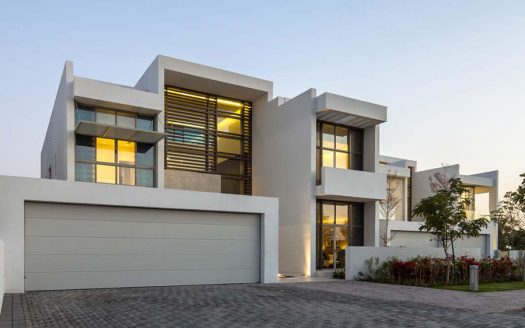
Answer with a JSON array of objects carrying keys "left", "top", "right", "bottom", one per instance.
[{"left": 316, "top": 200, "right": 364, "bottom": 270}]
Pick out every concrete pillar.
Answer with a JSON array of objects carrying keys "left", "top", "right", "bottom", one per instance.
[{"left": 469, "top": 265, "right": 479, "bottom": 292}]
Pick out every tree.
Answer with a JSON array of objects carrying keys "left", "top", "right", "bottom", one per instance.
[
  {"left": 413, "top": 172, "right": 489, "bottom": 283},
  {"left": 380, "top": 173, "right": 401, "bottom": 246},
  {"left": 491, "top": 173, "right": 525, "bottom": 250},
  {"left": 510, "top": 173, "right": 525, "bottom": 212}
]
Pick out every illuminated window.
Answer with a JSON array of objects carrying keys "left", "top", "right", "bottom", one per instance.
[
  {"left": 118, "top": 140, "right": 136, "bottom": 165},
  {"left": 316, "top": 122, "right": 363, "bottom": 184},
  {"left": 96, "top": 164, "right": 116, "bottom": 184},
  {"left": 164, "top": 86, "right": 252, "bottom": 195},
  {"left": 316, "top": 200, "right": 364, "bottom": 270},
  {"left": 76, "top": 136, "right": 155, "bottom": 187},
  {"left": 96, "top": 138, "right": 115, "bottom": 163}
]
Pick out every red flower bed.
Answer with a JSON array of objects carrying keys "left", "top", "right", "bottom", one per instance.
[{"left": 361, "top": 256, "right": 523, "bottom": 286}]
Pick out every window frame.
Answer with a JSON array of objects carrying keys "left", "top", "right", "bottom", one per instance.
[
  {"left": 316, "top": 200, "right": 364, "bottom": 270},
  {"left": 316, "top": 121, "right": 364, "bottom": 184},
  {"left": 164, "top": 86, "right": 252, "bottom": 195},
  {"left": 74, "top": 102, "right": 156, "bottom": 131},
  {"left": 74, "top": 134, "right": 156, "bottom": 187}
]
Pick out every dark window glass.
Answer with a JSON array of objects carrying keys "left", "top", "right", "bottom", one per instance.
[
  {"left": 75, "top": 163, "right": 94, "bottom": 182},
  {"left": 137, "top": 116, "right": 154, "bottom": 131},
  {"left": 136, "top": 169, "right": 154, "bottom": 187},
  {"left": 350, "top": 227, "right": 364, "bottom": 246},
  {"left": 75, "top": 135, "right": 95, "bottom": 161},
  {"left": 76, "top": 106, "right": 95, "bottom": 124},
  {"left": 351, "top": 154, "right": 363, "bottom": 171},
  {"left": 171, "top": 127, "right": 206, "bottom": 145},
  {"left": 137, "top": 143, "right": 155, "bottom": 167},
  {"left": 221, "top": 177, "right": 241, "bottom": 194},
  {"left": 351, "top": 130, "right": 363, "bottom": 154}
]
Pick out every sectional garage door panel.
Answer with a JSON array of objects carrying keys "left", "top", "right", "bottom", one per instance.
[{"left": 24, "top": 202, "right": 260, "bottom": 291}]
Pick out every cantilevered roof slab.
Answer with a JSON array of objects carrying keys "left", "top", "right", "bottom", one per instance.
[
  {"left": 315, "top": 92, "right": 387, "bottom": 128},
  {"left": 75, "top": 121, "right": 166, "bottom": 144}
]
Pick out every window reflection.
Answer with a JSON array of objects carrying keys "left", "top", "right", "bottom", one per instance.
[{"left": 317, "top": 201, "right": 364, "bottom": 270}]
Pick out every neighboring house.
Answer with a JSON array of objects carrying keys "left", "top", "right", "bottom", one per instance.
[
  {"left": 0, "top": 55, "right": 498, "bottom": 293},
  {"left": 378, "top": 155, "right": 498, "bottom": 257}
]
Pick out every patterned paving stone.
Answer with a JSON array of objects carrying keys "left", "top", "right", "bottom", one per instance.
[{"left": 0, "top": 282, "right": 524, "bottom": 327}]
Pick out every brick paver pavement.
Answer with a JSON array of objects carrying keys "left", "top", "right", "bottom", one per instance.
[
  {"left": 0, "top": 281, "right": 524, "bottom": 327},
  {"left": 295, "top": 280, "right": 525, "bottom": 313}
]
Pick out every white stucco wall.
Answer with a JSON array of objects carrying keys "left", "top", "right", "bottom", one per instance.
[
  {"left": 41, "top": 61, "right": 74, "bottom": 180},
  {"left": 0, "top": 175, "right": 279, "bottom": 292},
  {"left": 253, "top": 90, "right": 317, "bottom": 276},
  {"left": 345, "top": 246, "right": 481, "bottom": 280}
]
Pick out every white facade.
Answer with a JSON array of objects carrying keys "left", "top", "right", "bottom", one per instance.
[
  {"left": 0, "top": 55, "right": 500, "bottom": 292},
  {"left": 378, "top": 156, "right": 499, "bottom": 257}
]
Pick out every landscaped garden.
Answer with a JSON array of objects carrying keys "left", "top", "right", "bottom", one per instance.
[{"left": 358, "top": 255, "right": 524, "bottom": 291}]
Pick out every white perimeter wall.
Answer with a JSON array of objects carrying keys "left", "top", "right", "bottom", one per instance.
[
  {"left": 253, "top": 90, "right": 317, "bottom": 276},
  {"left": 345, "top": 246, "right": 481, "bottom": 280},
  {"left": 0, "top": 175, "right": 279, "bottom": 292}
]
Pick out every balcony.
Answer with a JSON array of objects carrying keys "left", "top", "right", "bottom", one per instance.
[{"left": 316, "top": 167, "right": 387, "bottom": 202}]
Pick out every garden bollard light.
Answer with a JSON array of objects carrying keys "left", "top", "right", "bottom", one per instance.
[{"left": 469, "top": 265, "right": 479, "bottom": 292}]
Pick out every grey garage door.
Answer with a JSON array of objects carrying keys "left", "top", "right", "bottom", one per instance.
[{"left": 24, "top": 202, "right": 260, "bottom": 291}]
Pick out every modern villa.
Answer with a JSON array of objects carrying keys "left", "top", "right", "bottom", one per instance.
[{"left": 0, "top": 55, "right": 498, "bottom": 293}]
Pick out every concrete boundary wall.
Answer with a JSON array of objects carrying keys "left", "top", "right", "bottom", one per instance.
[{"left": 345, "top": 246, "right": 481, "bottom": 280}]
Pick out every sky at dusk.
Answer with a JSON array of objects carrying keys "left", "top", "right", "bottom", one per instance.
[{"left": 1, "top": 0, "right": 524, "bottom": 196}]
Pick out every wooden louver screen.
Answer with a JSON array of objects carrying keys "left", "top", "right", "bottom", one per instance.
[{"left": 164, "top": 86, "right": 252, "bottom": 195}]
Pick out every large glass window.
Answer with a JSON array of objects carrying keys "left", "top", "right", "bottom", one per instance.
[
  {"left": 316, "top": 122, "right": 363, "bottom": 184},
  {"left": 74, "top": 104, "right": 155, "bottom": 131},
  {"left": 317, "top": 200, "right": 364, "bottom": 270},
  {"left": 164, "top": 86, "right": 252, "bottom": 195},
  {"left": 75, "top": 135, "right": 155, "bottom": 187}
]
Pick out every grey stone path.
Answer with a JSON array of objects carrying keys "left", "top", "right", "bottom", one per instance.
[
  {"left": 0, "top": 281, "right": 524, "bottom": 327},
  {"left": 296, "top": 280, "right": 525, "bottom": 313}
]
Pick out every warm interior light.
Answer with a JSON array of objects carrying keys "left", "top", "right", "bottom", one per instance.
[
  {"left": 165, "top": 89, "right": 208, "bottom": 101},
  {"left": 166, "top": 120, "right": 204, "bottom": 129},
  {"left": 217, "top": 98, "right": 243, "bottom": 107}
]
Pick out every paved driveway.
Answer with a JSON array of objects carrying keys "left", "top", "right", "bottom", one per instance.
[{"left": 1, "top": 282, "right": 524, "bottom": 328}]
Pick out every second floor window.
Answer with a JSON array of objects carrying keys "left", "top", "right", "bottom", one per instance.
[
  {"left": 316, "top": 122, "right": 363, "bottom": 184},
  {"left": 75, "top": 135, "right": 155, "bottom": 187}
]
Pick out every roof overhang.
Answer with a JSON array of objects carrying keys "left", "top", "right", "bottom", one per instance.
[
  {"left": 159, "top": 56, "right": 273, "bottom": 102},
  {"left": 315, "top": 92, "right": 387, "bottom": 128},
  {"left": 75, "top": 121, "right": 166, "bottom": 144}
]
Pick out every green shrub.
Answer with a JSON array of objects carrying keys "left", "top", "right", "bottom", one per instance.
[
  {"left": 333, "top": 269, "right": 345, "bottom": 279},
  {"left": 358, "top": 256, "right": 523, "bottom": 286}
]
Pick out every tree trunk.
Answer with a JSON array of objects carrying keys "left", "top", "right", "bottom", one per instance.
[{"left": 451, "top": 240, "right": 457, "bottom": 284}]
